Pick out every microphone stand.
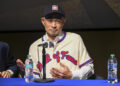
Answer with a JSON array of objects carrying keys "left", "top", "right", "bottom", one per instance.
[{"left": 34, "top": 43, "right": 54, "bottom": 83}]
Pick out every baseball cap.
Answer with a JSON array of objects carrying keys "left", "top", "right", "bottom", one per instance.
[{"left": 43, "top": 5, "right": 65, "bottom": 19}]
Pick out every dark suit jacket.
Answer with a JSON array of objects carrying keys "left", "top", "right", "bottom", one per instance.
[{"left": 0, "top": 41, "right": 18, "bottom": 77}]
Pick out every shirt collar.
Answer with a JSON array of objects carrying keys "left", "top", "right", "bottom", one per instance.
[
  {"left": 43, "top": 31, "right": 65, "bottom": 43},
  {"left": 42, "top": 31, "right": 66, "bottom": 48}
]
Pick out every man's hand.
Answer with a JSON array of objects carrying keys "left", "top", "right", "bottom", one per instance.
[
  {"left": 16, "top": 59, "right": 25, "bottom": 72},
  {"left": 0, "top": 71, "right": 11, "bottom": 78},
  {"left": 50, "top": 63, "right": 72, "bottom": 79}
]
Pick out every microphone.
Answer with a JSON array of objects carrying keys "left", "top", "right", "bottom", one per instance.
[
  {"left": 34, "top": 42, "right": 54, "bottom": 83},
  {"left": 38, "top": 42, "right": 48, "bottom": 48}
]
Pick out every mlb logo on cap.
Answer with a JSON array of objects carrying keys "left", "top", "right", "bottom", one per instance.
[
  {"left": 43, "top": 4, "right": 65, "bottom": 18},
  {"left": 52, "top": 5, "right": 58, "bottom": 11}
]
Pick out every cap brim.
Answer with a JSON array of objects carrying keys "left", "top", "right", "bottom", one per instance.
[{"left": 45, "top": 12, "right": 65, "bottom": 19}]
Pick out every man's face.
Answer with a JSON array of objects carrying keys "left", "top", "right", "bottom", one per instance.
[{"left": 41, "top": 17, "right": 66, "bottom": 38}]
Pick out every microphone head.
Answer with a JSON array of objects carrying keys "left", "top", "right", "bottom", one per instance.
[
  {"left": 44, "top": 42, "right": 48, "bottom": 48},
  {"left": 38, "top": 42, "right": 48, "bottom": 48}
]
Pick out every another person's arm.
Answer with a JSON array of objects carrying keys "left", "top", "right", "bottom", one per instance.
[{"left": 0, "top": 42, "right": 18, "bottom": 78}]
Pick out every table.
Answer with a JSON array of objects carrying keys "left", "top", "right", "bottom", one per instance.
[{"left": 0, "top": 78, "right": 120, "bottom": 86}]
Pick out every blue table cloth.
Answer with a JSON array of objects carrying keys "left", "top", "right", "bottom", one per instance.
[{"left": 0, "top": 78, "right": 120, "bottom": 86}]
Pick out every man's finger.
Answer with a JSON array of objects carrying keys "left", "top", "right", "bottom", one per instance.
[
  {"left": 2, "top": 72, "right": 7, "bottom": 78},
  {"left": 50, "top": 68, "right": 59, "bottom": 75},
  {"left": 2, "top": 71, "right": 10, "bottom": 78},
  {"left": 50, "top": 68, "right": 64, "bottom": 78},
  {"left": 4, "top": 73, "right": 8, "bottom": 78},
  {"left": 1, "top": 71, "right": 5, "bottom": 77},
  {"left": 7, "top": 72, "right": 11, "bottom": 78},
  {"left": 52, "top": 68, "right": 63, "bottom": 74},
  {"left": 50, "top": 71, "right": 57, "bottom": 78},
  {"left": 51, "top": 72, "right": 63, "bottom": 79},
  {"left": 17, "top": 59, "right": 25, "bottom": 66},
  {"left": 60, "top": 63, "right": 66, "bottom": 68},
  {"left": 50, "top": 70, "right": 59, "bottom": 78},
  {"left": 16, "top": 59, "right": 25, "bottom": 71}
]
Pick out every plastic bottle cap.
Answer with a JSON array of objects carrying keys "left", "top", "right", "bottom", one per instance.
[
  {"left": 110, "top": 54, "right": 115, "bottom": 57},
  {"left": 27, "top": 54, "right": 31, "bottom": 57}
]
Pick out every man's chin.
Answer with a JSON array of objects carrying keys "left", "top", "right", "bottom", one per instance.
[
  {"left": 51, "top": 34, "right": 58, "bottom": 37},
  {"left": 47, "top": 33, "right": 58, "bottom": 37}
]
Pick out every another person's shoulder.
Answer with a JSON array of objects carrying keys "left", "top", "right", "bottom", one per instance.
[
  {"left": 66, "top": 32, "right": 82, "bottom": 40},
  {"left": 0, "top": 41, "right": 9, "bottom": 48}
]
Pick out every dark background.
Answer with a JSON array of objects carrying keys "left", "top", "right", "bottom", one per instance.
[
  {"left": 0, "top": 0, "right": 120, "bottom": 79},
  {"left": 0, "top": 0, "right": 120, "bottom": 31}
]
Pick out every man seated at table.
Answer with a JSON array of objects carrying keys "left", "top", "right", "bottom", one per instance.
[
  {"left": 17, "top": 4, "right": 94, "bottom": 79},
  {"left": 0, "top": 41, "right": 18, "bottom": 78}
]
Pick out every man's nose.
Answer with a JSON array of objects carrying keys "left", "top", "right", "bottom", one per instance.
[{"left": 51, "top": 21, "right": 57, "bottom": 28}]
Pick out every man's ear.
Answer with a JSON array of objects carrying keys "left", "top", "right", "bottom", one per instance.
[
  {"left": 62, "top": 17, "right": 66, "bottom": 24},
  {"left": 64, "top": 18, "right": 66, "bottom": 24},
  {"left": 62, "top": 18, "right": 66, "bottom": 25},
  {"left": 41, "top": 17, "right": 45, "bottom": 25}
]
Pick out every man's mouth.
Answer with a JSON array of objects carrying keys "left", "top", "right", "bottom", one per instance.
[{"left": 50, "top": 29, "right": 57, "bottom": 33}]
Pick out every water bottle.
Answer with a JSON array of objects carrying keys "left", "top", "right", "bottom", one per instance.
[
  {"left": 25, "top": 55, "right": 33, "bottom": 83},
  {"left": 108, "top": 54, "right": 118, "bottom": 84}
]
